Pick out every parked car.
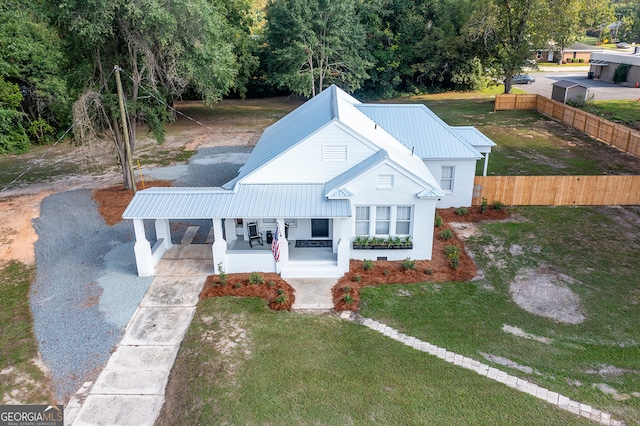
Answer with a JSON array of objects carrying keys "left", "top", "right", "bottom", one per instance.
[
  {"left": 511, "top": 74, "right": 536, "bottom": 84},
  {"left": 616, "top": 42, "right": 630, "bottom": 49}
]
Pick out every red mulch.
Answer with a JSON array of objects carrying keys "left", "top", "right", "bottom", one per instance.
[
  {"left": 93, "top": 181, "right": 172, "bottom": 225},
  {"left": 332, "top": 206, "right": 510, "bottom": 311},
  {"left": 199, "top": 273, "right": 295, "bottom": 310}
]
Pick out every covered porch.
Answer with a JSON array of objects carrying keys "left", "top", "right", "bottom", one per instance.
[{"left": 122, "top": 185, "right": 353, "bottom": 278}]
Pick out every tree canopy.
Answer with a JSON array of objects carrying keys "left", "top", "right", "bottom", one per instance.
[{"left": 1, "top": 0, "right": 617, "bottom": 159}]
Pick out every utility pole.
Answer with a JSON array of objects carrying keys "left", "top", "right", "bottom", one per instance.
[{"left": 114, "top": 65, "right": 137, "bottom": 195}]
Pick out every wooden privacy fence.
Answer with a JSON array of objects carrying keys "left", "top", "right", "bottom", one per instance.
[
  {"left": 473, "top": 175, "right": 640, "bottom": 206},
  {"left": 495, "top": 94, "right": 640, "bottom": 158}
]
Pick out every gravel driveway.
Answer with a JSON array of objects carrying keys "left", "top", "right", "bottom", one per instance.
[{"left": 30, "top": 146, "right": 250, "bottom": 402}]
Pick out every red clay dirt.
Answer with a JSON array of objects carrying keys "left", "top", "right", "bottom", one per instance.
[{"left": 93, "top": 185, "right": 508, "bottom": 311}]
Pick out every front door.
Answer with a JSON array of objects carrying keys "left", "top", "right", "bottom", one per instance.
[{"left": 311, "top": 219, "right": 329, "bottom": 238}]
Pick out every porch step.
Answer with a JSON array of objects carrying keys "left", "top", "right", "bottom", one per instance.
[{"left": 281, "top": 261, "right": 344, "bottom": 279}]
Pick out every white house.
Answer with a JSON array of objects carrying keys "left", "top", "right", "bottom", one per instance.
[{"left": 123, "top": 85, "right": 495, "bottom": 278}]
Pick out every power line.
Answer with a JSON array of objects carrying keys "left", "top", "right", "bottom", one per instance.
[{"left": 0, "top": 68, "right": 116, "bottom": 193}]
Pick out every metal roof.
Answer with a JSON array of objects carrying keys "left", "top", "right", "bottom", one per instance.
[
  {"left": 123, "top": 185, "right": 351, "bottom": 219},
  {"left": 223, "top": 86, "right": 340, "bottom": 189},
  {"left": 452, "top": 126, "right": 496, "bottom": 152},
  {"left": 355, "top": 104, "right": 482, "bottom": 160},
  {"left": 552, "top": 80, "right": 588, "bottom": 89}
]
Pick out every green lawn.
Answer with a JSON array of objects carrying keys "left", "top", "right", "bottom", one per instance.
[
  {"left": 361, "top": 205, "right": 640, "bottom": 425},
  {"left": 160, "top": 297, "right": 594, "bottom": 425},
  {"left": 581, "top": 100, "right": 640, "bottom": 131},
  {"left": 0, "top": 262, "right": 52, "bottom": 403}
]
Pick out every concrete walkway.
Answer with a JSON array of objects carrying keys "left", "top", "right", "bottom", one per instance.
[
  {"left": 286, "top": 277, "right": 336, "bottom": 310},
  {"left": 65, "top": 275, "right": 206, "bottom": 426},
  {"left": 347, "top": 313, "right": 625, "bottom": 426}
]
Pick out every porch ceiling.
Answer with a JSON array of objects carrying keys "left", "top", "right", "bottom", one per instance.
[{"left": 122, "top": 184, "right": 352, "bottom": 220}]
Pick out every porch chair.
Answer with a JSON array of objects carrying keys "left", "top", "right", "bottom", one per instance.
[{"left": 247, "top": 222, "right": 263, "bottom": 247}]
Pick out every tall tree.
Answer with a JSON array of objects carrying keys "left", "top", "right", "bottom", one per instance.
[
  {"left": 264, "top": 0, "right": 371, "bottom": 97},
  {"left": 470, "top": 0, "right": 547, "bottom": 93},
  {"left": 0, "top": 2, "right": 68, "bottom": 152},
  {"left": 53, "top": 0, "right": 241, "bottom": 189}
]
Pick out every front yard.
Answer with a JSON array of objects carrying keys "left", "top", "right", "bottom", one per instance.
[{"left": 160, "top": 205, "right": 640, "bottom": 425}]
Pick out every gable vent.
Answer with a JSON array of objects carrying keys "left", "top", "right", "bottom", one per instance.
[
  {"left": 377, "top": 174, "right": 394, "bottom": 189},
  {"left": 322, "top": 145, "right": 347, "bottom": 162}
]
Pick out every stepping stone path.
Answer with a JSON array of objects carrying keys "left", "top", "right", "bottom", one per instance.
[{"left": 340, "top": 311, "right": 625, "bottom": 426}]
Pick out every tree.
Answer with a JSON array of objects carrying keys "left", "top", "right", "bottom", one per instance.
[
  {"left": 470, "top": 0, "right": 547, "bottom": 93},
  {"left": 544, "top": 0, "right": 587, "bottom": 64},
  {"left": 53, "top": 0, "right": 241, "bottom": 189},
  {"left": 0, "top": 2, "right": 68, "bottom": 152},
  {"left": 264, "top": 0, "right": 371, "bottom": 97}
]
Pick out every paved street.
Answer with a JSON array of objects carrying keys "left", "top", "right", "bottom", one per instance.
[{"left": 515, "top": 67, "right": 640, "bottom": 101}]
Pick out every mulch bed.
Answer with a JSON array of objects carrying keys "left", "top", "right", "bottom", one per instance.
[
  {"left": 332, "top": 206, "right": 510, "bottom": 311},
  {"left": 199, "top": 273, "right": 295, "bottom": 310},
  {"left": 93, "top": 181, "right": 172, "bottom": 225}
]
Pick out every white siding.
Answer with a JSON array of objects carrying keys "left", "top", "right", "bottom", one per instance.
[
  {"left": 243, "top": 123, "right": 377, "bottom": 184},
  {"left": 424, "top": 159, "right": 477, "bottom": 208},
  {"left": 345, "top": 162, "right": 436, "bottom": 261}
]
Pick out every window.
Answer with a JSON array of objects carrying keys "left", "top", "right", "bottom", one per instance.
[
  {"left": 395, "top": 206, "right": 411, "bottom": 235},
  {"left": 441, "top": 166, "right": 455, "bottom": 192},
  {"left": 377, "top": 174, "right": 394, "bottom": 189},
  {"left": 375, "top": 206, "right": 391, "bottom": 235},
  {"left": 355, "top": 206, "right": 370, "bottom": 235},
  {"left": 323, "top": 145, "right": 347, "bottom": 162}
]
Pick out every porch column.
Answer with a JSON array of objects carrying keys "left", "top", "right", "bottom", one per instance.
[
  {"left": 336, "top": 218, "right": 351, "bottom": 273},
  {"left": 133, "top": 219, "right": 154, "bottom": 277},
  {"left": 275, "top": 218, "right": 289, "bottom": 273},
  {"left": 154, "top": 219, "right": 173, "bottom": 250},
  {"left": 212, "top": 218, "right": 227, "bottom": 274},
  {"left": 482, "top": 153, "right": 490, "bottom": 176}
]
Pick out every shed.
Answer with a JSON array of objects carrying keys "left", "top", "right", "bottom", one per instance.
[{"left": 551, "top": 80, "right": 590, "bottom": 104}]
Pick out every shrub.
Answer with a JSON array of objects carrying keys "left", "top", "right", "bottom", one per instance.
[
  {"left": 613, "top": 63, "right": 631, "bottom": 84},
  {"left": 343, "top": 294, "right": 353, "bottom": 305},
  {"left": 445, "top": 245, "right": 460, "bottom": 257},
  {"left": 492, "top": 200, "right": 505, "bottom": 211},
  {"left": 267, "top": 280, "right": 275, "bottom": 288},
  {"left": 363, "top": 259, "right": 374, "bottom": 270},
  {"left": 275, "top": 294, "right": 287, "bottom": 304},
  {"left": 352, "top": 275, "right": 362, "bottom": 282},
  {"left": 455, "top": 207, "right": 468, "bottom": 216},
  {"left": 383, "top": 269, "right": 391, "bottom": 276},
  {"left": 445, "top": 245, "right": 460, "bottom": 269},
  {"left": 249, "top": 272, "right": 264, "bottom": 285},
  {"left": 439, "top": 229, "right": 454, "bottom": 240},
  {"left": 425, "top": 268, "right": 433, "bottom": 275},
  {"left": 342, "top": 285, "right": 351, "bottom": 293},
  {"left": 434, "top": 214, "right": 443, "bottom": 228},
  {"left": 402, "top": 257, "right": 416, "bottom": 270},
  {"left": 217, "top": 262, "right": 227, "bottom": 286},
  {"left": 277, "top": 288, "right": 285, "bottom": 295},
  {"left": 234, "top": 283, "right": 242, "bottom": 289},
  {"left": 578, "top": 58, "right": 584, "bottom": 63},
  {"left": 480, "top": 197, "right": 488, "bottom": 213}
]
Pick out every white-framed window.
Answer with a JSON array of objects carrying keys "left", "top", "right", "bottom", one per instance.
[
  {"left": 285, "top": 218, "right": 297, "bottom": 228},
  {"left": 395, "top": 206, "right": 411, "bottom": 235},
  {"left": 262, "top": 218, "right": 276, "bottom": 226},
  {"left": 322, "top": 145, "right": 347, "bottom": 162},
  {"left": 355, "top": 206, "right": 370, "bottom": 235},
  {"left": 377, "top": 174, "right": 394, "bottom": 189},
  {"left": 441, "top": 166, "right": 455, "bottom": 192},
  {"left": 375, "top": 206, "right": 391, "bottom": 235}
]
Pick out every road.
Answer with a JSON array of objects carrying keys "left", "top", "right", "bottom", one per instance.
[{"left": 516, "top": 67, "right": 640, "bottom": 101}]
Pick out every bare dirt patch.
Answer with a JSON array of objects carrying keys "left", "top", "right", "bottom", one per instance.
[{"left": 510, "top": 267, "right": 586, "bottom": 324}]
